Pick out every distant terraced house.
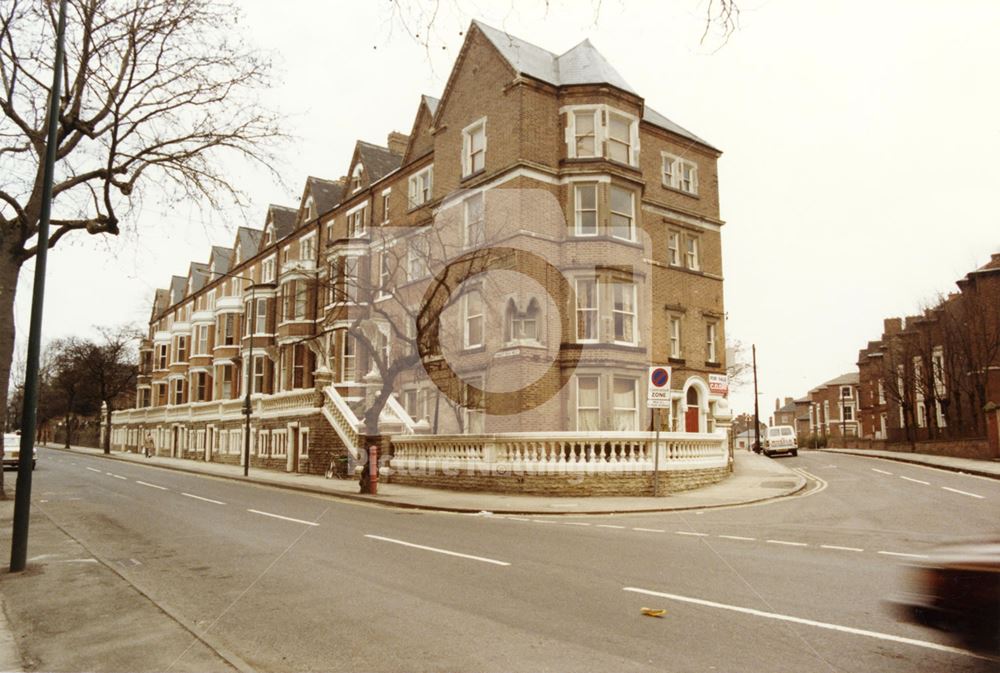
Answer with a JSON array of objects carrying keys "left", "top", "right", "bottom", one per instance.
[{"left": 111, "top": 21, "right": 734, "bottom": 495}]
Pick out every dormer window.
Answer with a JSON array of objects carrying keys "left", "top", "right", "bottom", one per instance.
[
  {"left": 304, "top": 195, "right": 316, "bottom": 221},
  {"left": 351, "top": 164, "right": 364, "bottom": 193},
  {"left": 264, "top": 224, "right": 274, "bottom": 246}
]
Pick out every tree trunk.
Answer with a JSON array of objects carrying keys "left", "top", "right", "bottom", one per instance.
[
  {"left": 0, "top": 253, "right": 22, "bottom": 499},
  {"left": 63, "top": 412, "right": 71, "bottom": 449},
  {"left": 103, "top": 401, "right": 112, "bottom": 454}
]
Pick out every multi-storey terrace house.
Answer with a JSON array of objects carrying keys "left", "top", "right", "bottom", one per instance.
[
  {"left": 769, "top": 397, "right": 796, "bottom": 428},
  {"left": 802, "top": 373, "right": 861, "bottom": 442},
  {"left": 112, "top": 21, "right": 734, "bottom": 495},
  {"left": 855, "top": 254, "right": 1000, "bottom": 458}
]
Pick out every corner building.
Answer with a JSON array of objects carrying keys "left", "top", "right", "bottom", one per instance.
[{"left": 113, "top": 22, "right": 733, "bottom": 494}]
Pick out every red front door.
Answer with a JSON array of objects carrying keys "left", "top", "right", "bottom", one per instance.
[{"left": 685, "top": 406, "right": 699, "bottom": 432}]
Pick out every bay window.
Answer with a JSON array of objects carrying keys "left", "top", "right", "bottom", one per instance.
[
  {"left": 464, "top": 289, "right": 484, "bottom": 348},
  {"left": 574, "top": 184, "right": 597, "bottom": 236},
  {"left": 613, "top": 378, "right": 638, "bottom": 431},
  {"left": 612, "top": 281, "right": 636, "bottom": 344},
  {"left": 609, "top": 186, "right": 635, "bottom": 241},
  {"left": 576, "top": 376, "right": 600, "bottom": 431},
  {"left": 575, "top": 278, "right": 598, "bottom": 342}
]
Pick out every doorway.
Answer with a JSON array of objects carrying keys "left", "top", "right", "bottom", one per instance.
[
  {"left": 685, "top": 387, "right": 700, "bottom": 433},
  {"left": 171, "top": 426, "right": 179, "bottom": 457}
]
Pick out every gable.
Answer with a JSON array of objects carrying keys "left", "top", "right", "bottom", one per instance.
[
  {"left": 431, "top": 26, "right": 517, "bottom": 131},
  {"left": 403, "top": 100, "right": 436, "bottom": 162}
]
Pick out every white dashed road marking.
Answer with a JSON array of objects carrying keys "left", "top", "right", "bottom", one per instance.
[
  {"left": 182, "top": 492, "right": 225, "bottom": 505},
  {"left": 941, "top": 486, "right": 984, "bottom": 499},
  {"left": 878, "top": 551, "right": 929, "bottom": 559},
  {"left": 365, "top": 534, "right": 510, "bottom": 567},
  {"left": 871, "top": 468, "right": 893, "bottom": 475},
  {"left": 562, "top": 522, "right": 591, "bottom": 526},
  {"left": 675, "top": 531, "right": 708, "bottom": 537},
  {"left": 136, "top": 480, "right": 167, "bottom": 490},
  {"left": 767, "top": 539, "right": 808, "bottom": 547},
  {"left": 622, "top": 587, "right": 981, "bottom": 658},
  {"left": 900, "top": 476, "right": 930, "bottom": 485},
  {"left": 718, "top": 535, "right": 755, "bottom": 541},
  {"left": 108, "top": 473, "right": 127, "bottom": 480},
  {"left": 632, "top": 527, "right": 665, "bottom": 533},
  {"left": 597, "top": 524, "right": 626, "bottom": 529},
  {"left": 821, "top": 545, "right": 864, "bottom": 552},
  {"left": 86, "top": 467, "right": 101, "bottom": 473},
  {"left": 247, "top": 509, "right": 319, "bottom": 526}
]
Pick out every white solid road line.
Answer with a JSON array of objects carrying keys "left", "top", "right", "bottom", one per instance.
[
  {"left": 718, "top": 535, "right": 756, "bottom": 541},
  {"left": 767, "top": 539, "right": 808, "bottom": 547},
  {"left": 86, "top": 467, "right": 101, "bottom": 473},
  {"left": 247, "top": 509, "right": 319, "bottom": 526},
  {"left": 941, "top": 486, "right": 984, "bottom": 499},
  {"left": 871, "top": 468, "right": 893, "bottom": 475},
  {"left": 365, "top": 534, "right": 511, "bottom": 566},
  {"left": 878, "top": 551, "right": 929, "bottom": 559},
  {"left": 675, "top": 531, "right": 708, "bottom": 537},
  {"left": 821, "top": 545, "right": 864, "bottom": 552},
  {"left": 136, "top": 480, "right": 168, "bottom": 490},
  {"left": 182, "top": 492, "right": 225, "bottom": 505},
  {"left": 622, "top": 587, "right": 981, "bottom": 658},
  {"left": 900, "top": 476, "right": 930, "bottom": 485}
]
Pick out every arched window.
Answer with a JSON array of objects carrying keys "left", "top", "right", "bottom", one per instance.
[
  {"left": 351, "top": 164, "right": 364, "bottom": 193},
  {"left": 504, "top": 297, "right": 541, "bottom": 344}
]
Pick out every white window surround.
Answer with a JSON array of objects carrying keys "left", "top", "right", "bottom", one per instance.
[
  {"left": 562, "top": 104, "right": 640, "bottom": 166},
  {"left": 669, "top": 315, "right": 682, "bottom": 358},
  {"left": 382, "top": 189, "right": 391, "bottom": 223},
  {"left": 685, "top": 236, "right": 700, "bottom": 271},
  {"left": 575, "top": 277, "right": 599, "bottom": 343},
  {"left": 611, "top": 281, "right": 637, "bottom": 345},
  {"left": 706, "top": 322, "right": 718, "bottom": 362},
  {"left": 668, "top": 231, "right": 680, "bottom": 266},
  {"left": 408, "top": 165, "right": 434, "bottom": 208},
  {"left": 299, "top": 233, "right": 316, "bottom": 262},
  {"left": 662, "top": 152, "right": 699, "bottom": 195},
  {"left": 573, "top": 184, "right": 598, "bottom": 237},
  {"left": 463, "top": 192, "right": 485, "bottom": 247},
  {"left": 609, "top": 186, "right": 635, "bottom": 242},
  {"left": 612, "top": 377, "right": 639, "bottom": 431},
  {"left": 576, "top": 375, "right": 600, "bottom": 431},
  {"left": 461, "top": 117, "right": 487, "bottom": 177},
  {"left": 262, "top": 255, "right": 276, "bottom": 283},
  {"left": 350, "top": 164, "right": 364, "bottom": 193},
  {"left": 463, "top": 289, "right": 484, "bottom": 349}
]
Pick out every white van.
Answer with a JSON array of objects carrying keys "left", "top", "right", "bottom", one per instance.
[{"left": 763, "top": 425, "right": 798, "bottom": 457}]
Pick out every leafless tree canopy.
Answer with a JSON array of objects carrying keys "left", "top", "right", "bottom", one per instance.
[{"left": 0, "top": 0, "right": 283, "bottom": 261}]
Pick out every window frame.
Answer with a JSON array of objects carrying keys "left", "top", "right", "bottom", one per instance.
[
  {"left": 609, "top": 185, "right": 635, "bottom": 242},
  {"left": 575, "top": 375, "right": 601, "bottom": 431},
  {"left": 575, "top": 277, "right": 599, "bottom": 343},
  {"left": 611, "top": 280, "right": 637, "bottom": 345},
  {"left": 573, "top": 184, "right": 598, "bottom": 237},
  {"left": 407, "top": 165, "right": 434, "bottom": 209},
  {"left": 463, "top": 288, "right": 484, "bottom": 349},
  {"left": 463, "top": 192, "right": 485, "bottom": 248},
  {"left": 706, "top": 322, "right": 718, "bottom": 363},
  {"left": 685, "top": 235, "right": 700, "bottom": 271},
  {"left": 669, "top": 315, "right": 682, "bottom": 358},
  {"left": 462, "top": 117, "right": 487, "bottom": 177}
]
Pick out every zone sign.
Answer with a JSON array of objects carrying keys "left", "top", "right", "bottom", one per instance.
[{"left": 647, "top": 366, "right": 672, "bottom": 408}]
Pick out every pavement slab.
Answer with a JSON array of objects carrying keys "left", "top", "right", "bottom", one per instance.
[{"left": 0, "top": 492, "right": 242, "bottom": 673}]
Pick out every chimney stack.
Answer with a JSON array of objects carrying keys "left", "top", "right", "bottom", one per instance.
[
  {"left": 387, "top": 131, "right": 409, "bottom": 155},
  {"left": 883, "top": 317, "right": 903, "bottom": 336}
]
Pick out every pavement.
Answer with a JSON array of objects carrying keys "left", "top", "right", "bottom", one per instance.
[
  {"left": 820, "top": 447, "right": 1000, "bottom": 479},
  {"left": 39, "top": 442, "right": 807, "bottom": 514}
]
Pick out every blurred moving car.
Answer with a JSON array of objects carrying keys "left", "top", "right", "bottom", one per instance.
[
  {"left": 763, "top": 425, "right": 798, "bottom": 457},
  {"left": 891, "top": 539, "right": 1000, "bottom": 654},
  {"left": 2, "top": 433, "right": 35, "bottom": 470}
]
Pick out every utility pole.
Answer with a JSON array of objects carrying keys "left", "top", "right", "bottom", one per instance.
[
  {"left": 10, "top": 0, "right": 68, "bottom": 573},
  {"left": 752, "top": 344, "right": 761, "bottom": 454}
]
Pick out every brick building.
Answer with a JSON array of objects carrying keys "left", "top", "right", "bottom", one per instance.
[
  {"left": 855, "top": 254, "right": 1000, "bottom": 458},
  {"left": 798, "top": 373, "right": 861, "bottom": 443},
  {"left": 769, "top": 397, "right": 795, "bottom": 428},
  {"left": 112, "top": 21, "right": 733, "bottom": 492}
]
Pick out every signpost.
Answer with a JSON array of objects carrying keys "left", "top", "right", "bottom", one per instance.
[{"left": 647, "top": 366, "right": 671, "bottom": 496}]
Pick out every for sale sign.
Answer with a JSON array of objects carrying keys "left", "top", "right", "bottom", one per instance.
[
  {"left": 709, "top": 373, "right": 729, "bottom": 396},
  {"left": 647, "top": 366, "right": 672, "bottom": 408}
]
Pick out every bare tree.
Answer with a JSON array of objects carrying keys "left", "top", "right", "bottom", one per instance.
[
  {"left": 72, "top": 325, "right": 138, "bottom": 453},
  {"left": 0, "top": 0, "right": 283, "bottom": 437}
]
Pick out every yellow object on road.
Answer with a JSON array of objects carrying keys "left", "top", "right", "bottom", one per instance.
[{"left": 641, "top": 607, "right": 666, "bottom": 618}]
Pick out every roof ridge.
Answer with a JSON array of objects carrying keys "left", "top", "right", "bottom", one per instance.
[{"left": 472, "top": 20, "right": 561, "bottom": 58}]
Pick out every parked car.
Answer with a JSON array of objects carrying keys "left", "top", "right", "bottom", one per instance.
[
  {"left": 890, "top": 539, "right": 1000, "bottom": 654},
  {"left": 2, "top": 433, "right": 35, "bottom": 470},
  {"left": 763, "top": 425, "right": 798, "bottom": 457}
]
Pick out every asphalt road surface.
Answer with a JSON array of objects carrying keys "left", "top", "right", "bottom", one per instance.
[{"left": 27, "top": 447, "right": 1000, "bottom": 672}]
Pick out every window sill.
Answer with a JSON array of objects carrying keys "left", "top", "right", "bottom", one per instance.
[
  {"left": 704, "top": 361, "right": 722, "bottom": 369},
  {"left": 661, "top": 183, "right": 700, "bottom": 199},
  {"left": 668, "top": 357, "right": 686, "bottom": 365},
  {"left": 460, "top": 168, "right": 486, "bottom": 183}
]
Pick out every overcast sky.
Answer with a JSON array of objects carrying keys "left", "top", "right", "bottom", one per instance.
[{"left": 15, "top": 0, "right": 1000, "bottom": 418}]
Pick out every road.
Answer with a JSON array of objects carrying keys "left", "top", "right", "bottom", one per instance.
[{"left": 25, "top": 447, "right": 1000, "bottom": 672}]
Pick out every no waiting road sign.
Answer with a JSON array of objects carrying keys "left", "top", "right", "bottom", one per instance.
[{"left": 647, "top": 366, "right": 672, "bottom": 408}]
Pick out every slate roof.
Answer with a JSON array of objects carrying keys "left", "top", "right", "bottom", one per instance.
[
  {"left": 187, "top": 262, "right": 210, "bottom": 294},
  {"left": 169, "top": 276, "right": 187, "bottom": 306},
  {"left": 152, "top": 288, "right": 170, "bottom": 319},
  {"left": 267, "top": 205, "right": 299, "bottom": 242},
  {"left": 356, "top": 142, "right": 403, "bottom": 182},
  {"left": 237, "top": 227, "right": 263, "bottom": 256},
  {"left": 305, "top": 178, "right": 345, "bottom": 215},
  {"left": 472, "top": 20, "right": 713, "bottom": 149},
  {"left": 422, "top": 95, "right": 440, "bottom": 116},
  {"left": 210, "top": 246, "right": 232, "bottom": 275},
  {"left": 777, "top": 400, "right": 796, "bottom": 414}
]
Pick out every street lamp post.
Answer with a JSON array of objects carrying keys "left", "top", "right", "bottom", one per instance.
[{"left": 210, "top": 271, "right": 256, "bottom": 477}]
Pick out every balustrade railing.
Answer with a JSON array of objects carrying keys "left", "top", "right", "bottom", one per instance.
[{"left": 391, "top": 431, "right": 727, "bottom": 473}]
